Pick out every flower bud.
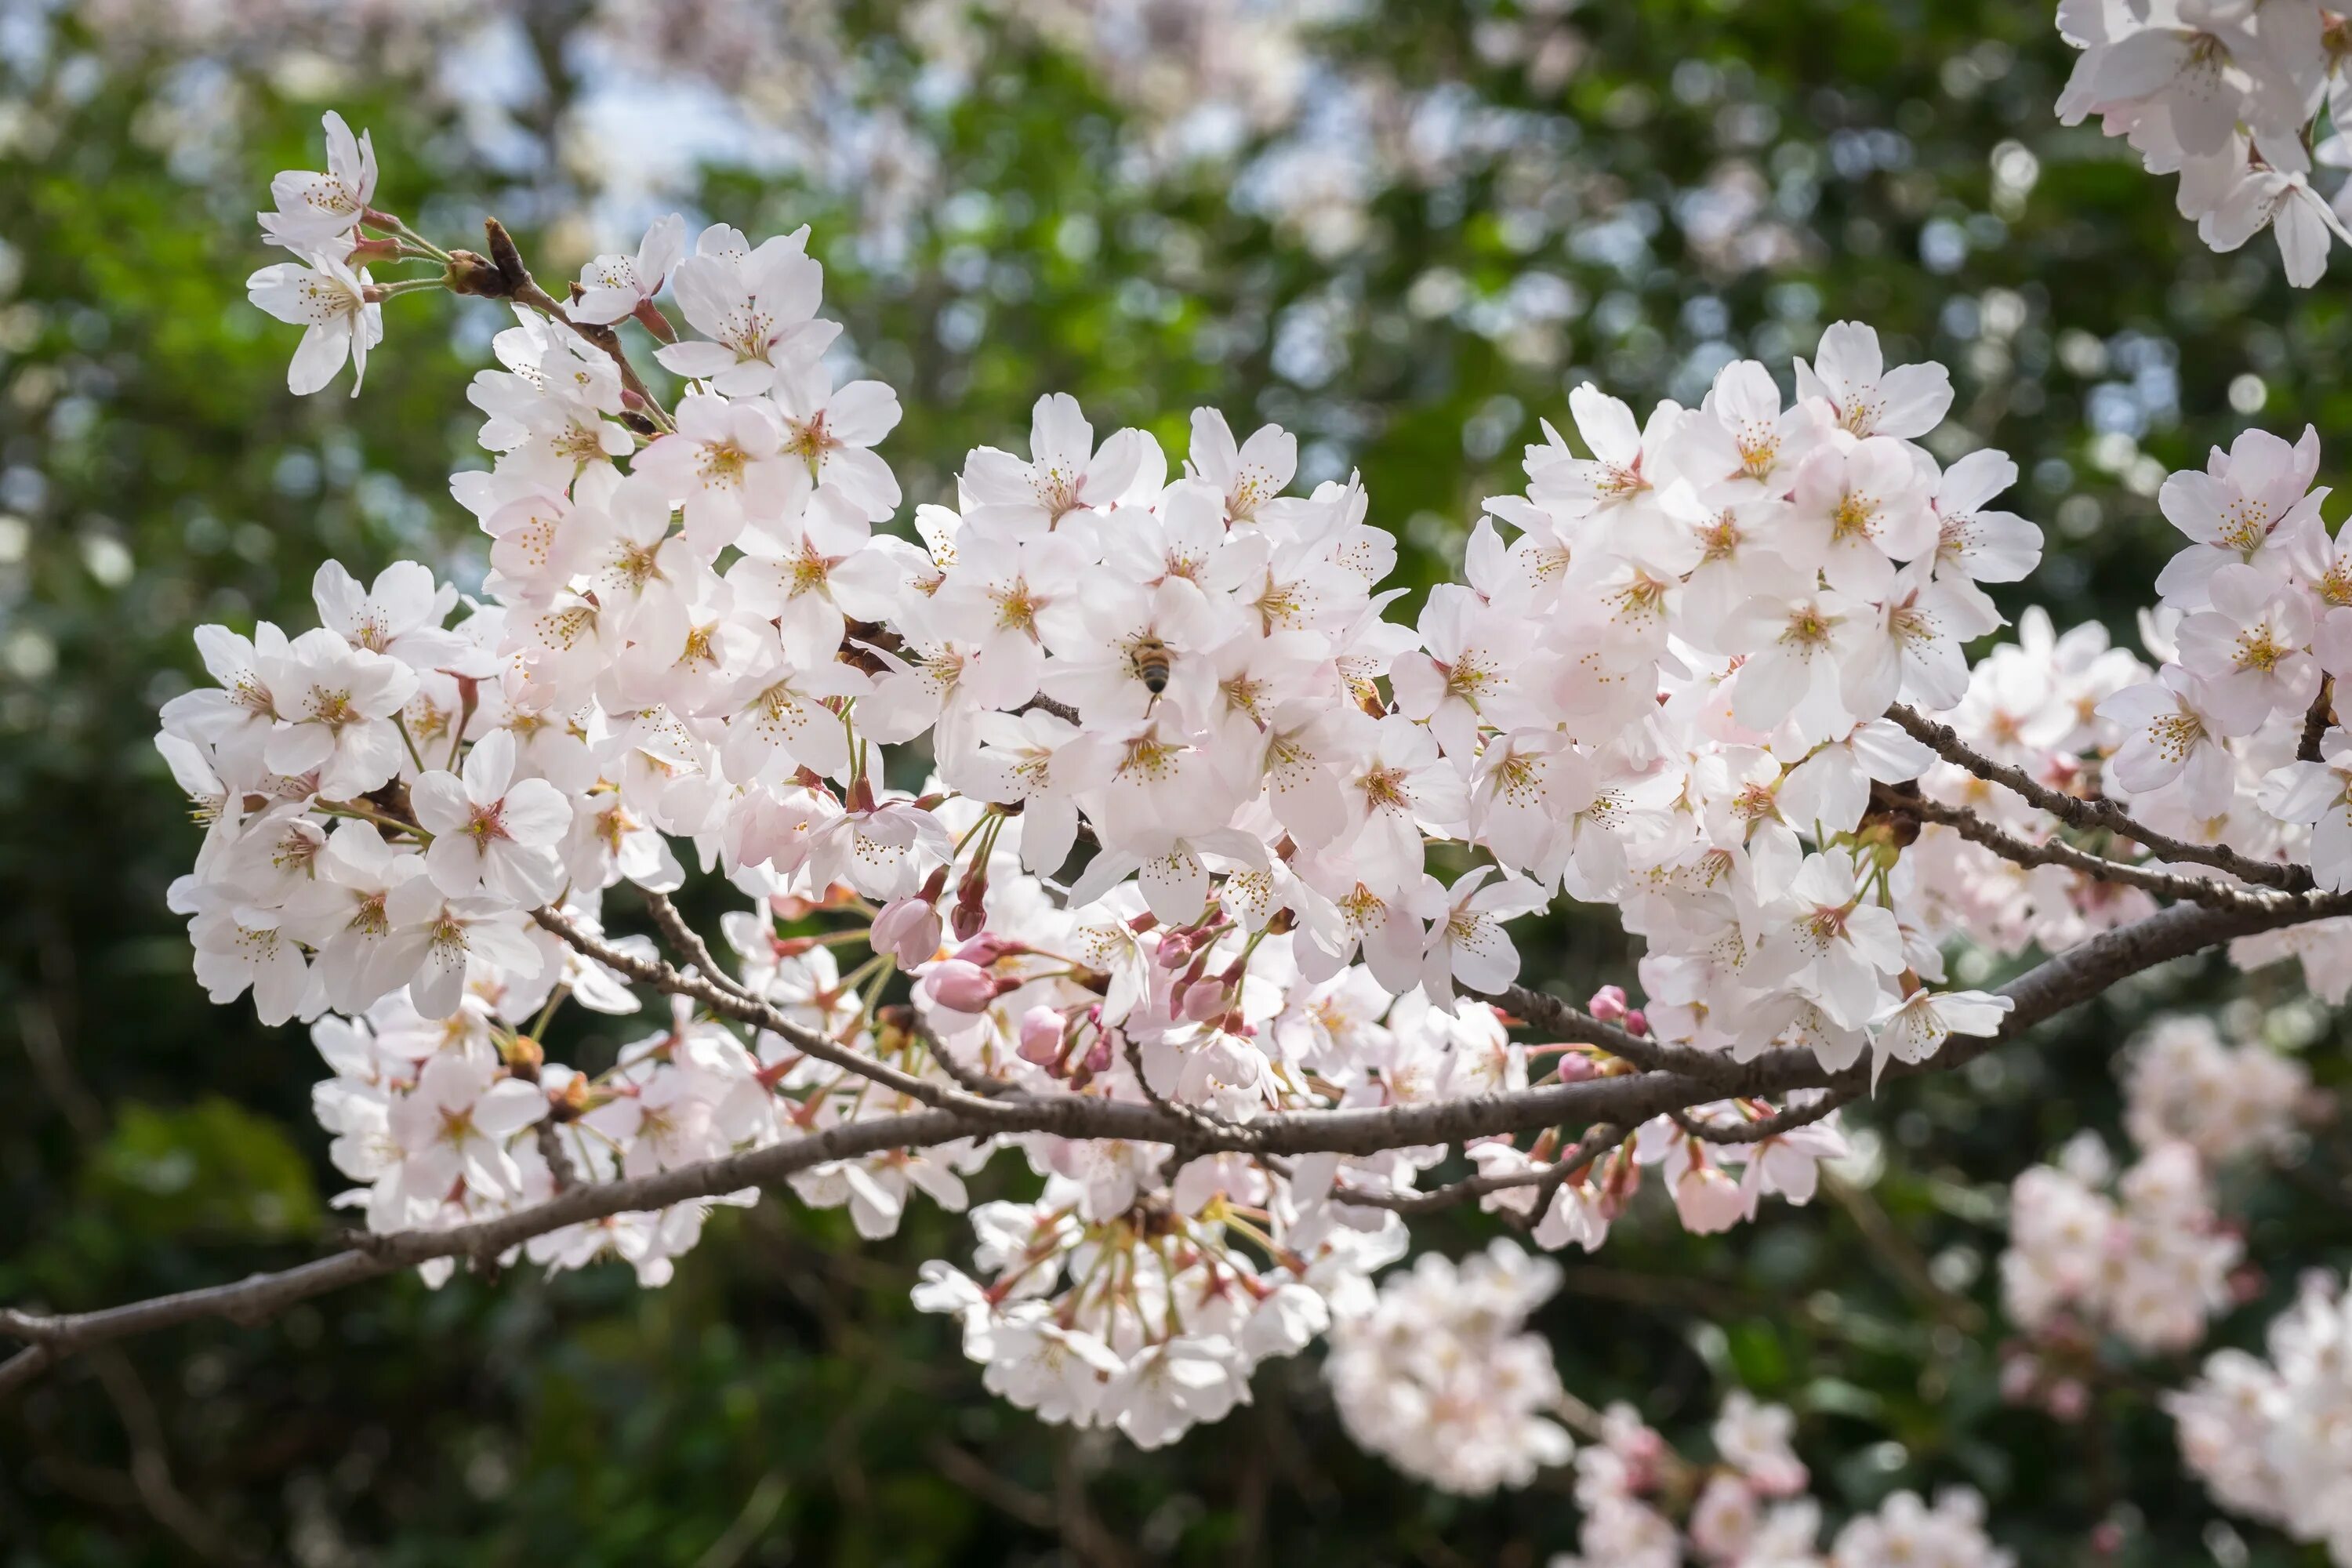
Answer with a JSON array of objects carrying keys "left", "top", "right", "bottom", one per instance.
[
  {"left": 1623, "top": 1007, "right": 1649, "bottom": 1037},
  {"left": 921, "top": 959, "right": 1000, "bottom": 1015},
  {"left": 1017, "top": 1006, "right": 1067, "bottom": 1068},
  {"left": 953, "top": 933, "right": 1022, "bottom": 967},
  {"left": 950, "top": 898, "right": 987, "bottom": 942},
  {"left": 1587, "top": 984, "right": 1630, "bottom": 1023},
  {"left": 871, "top": 897, "right": 943, "bottom": 968},
  {"left": 1181, "top": 982, "right": 1227, "bottom": 1023},
  {"left": 1081, "top": 1030, "right": 1115, "bottom": 1076}
]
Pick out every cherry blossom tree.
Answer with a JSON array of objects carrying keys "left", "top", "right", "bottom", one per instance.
[{"left": 14, "top": 15, "right": 2352, "bottom": 1552}]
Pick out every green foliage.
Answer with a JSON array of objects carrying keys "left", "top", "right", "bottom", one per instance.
[{"left": 84, "top": 1099, "right": 322, "bottom": 1244}]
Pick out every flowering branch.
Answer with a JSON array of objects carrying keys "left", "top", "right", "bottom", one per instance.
[
  {"left": 157, "top": 100, "right": 2352, "bottom": 1462},
  {"left": 12, "top": 884, "right": 2337, "bottom": 1399},
  {"left": 1885, "top": 704, "right": 2310, "bottom": 892}
]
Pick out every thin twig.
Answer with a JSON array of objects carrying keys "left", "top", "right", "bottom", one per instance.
[
  {"left": 1332, "top": 1122, "right": 1625, "bottom": 1216},
  {"left": 909, "top": 1014, "right": 1020, "bottom": 1098},
  {"left": 1900, "top": 793, "right": 2272, "bottom": 910},
  {"left": 1671, "top": 1091, "right": 1853, "bottom": 1145},
  {"left": 643, "top": 889, "right": 761, "bottom": 1004},
  {"left": 532, "top": 905, "right": 1012, "bottom": 1119},
  {"left": 1886, "top": 703, "right": 2311, "bottom": 891},
  {"left": 1489, "top": 985, "right": 1730, "bottom": 1077}
]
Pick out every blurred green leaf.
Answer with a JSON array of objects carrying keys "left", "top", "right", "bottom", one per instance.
[{"left": 84, "top": 1098, "right": 321, "bottom": 1243}]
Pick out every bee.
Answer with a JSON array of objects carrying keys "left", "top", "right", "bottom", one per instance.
[{"left": 1130, "top": 634, "right": 1173, "bottom": 696}]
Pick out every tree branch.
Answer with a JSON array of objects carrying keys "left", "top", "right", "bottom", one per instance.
[
  {"left": 1899, "top": 793, "right": 2268, "bottom": 909},
  {"left": 9, "top": 890, "right": 2342, "bottom": 1399},
  {"left": 532, "top": 905, "right": 1013, "bottom": 1120},
  {"left": 1671, "top": 1092, "right": 1852, "bottom": 1145},
  {"left": 1885, "top": 703, "right": 2311, "bottom": 891},
  {"left": 2302, "top": 677, "right": 2336, "bottom": 764},
  {"left": 1331, "top": 1122, "right": 1627, "bottom": 1216},
  {"left": 641, "top": 889, "right": 761, "bottom": 1004}
]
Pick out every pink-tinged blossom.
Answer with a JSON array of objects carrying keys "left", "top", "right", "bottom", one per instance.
[
  {"left": 653, "top": 226, "right": 837, "bottom": 394},
  {"left": 410, "top": 731, "right": 575, "bottom": 904},
  {"left": 1794, "top": 319, "right": 1954, "bottom": 440}
]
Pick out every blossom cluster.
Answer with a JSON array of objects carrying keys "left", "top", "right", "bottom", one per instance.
[
  {"left": 1321, "top": 1238, "right": 2014, "bottom": 1566},
  {"left": 1998, "top": 1011, "right": 2307, "bottom": 1421},
  {"left": 1323, "top": 1240, "right": 1573, "bottom": 1493},
  {"left": 2057, "top": 1, "right": 2352, "bottom": 286},
  {"left": 1900, "top": 410, "right": 2352, "bottom": 985},
  {"left": 2001, "top": 1131, "right": 2240, "bottom": 1361},
  {"left": 2169, "top": 1270, "right": 2352, "bottom": 1566},
  {"left": 159, "top": 106, "right": 2338, "bottom": 1491},
  {"left": 1555, "top": 1386, "right": 2010, "bottom": 1568}
]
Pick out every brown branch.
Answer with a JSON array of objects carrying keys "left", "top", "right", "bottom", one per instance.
[
  {"left": 1886, "top": 703, "right": 2311, "bottom": 891},
  {"left": 1900, "top": 793, "right": 2265, "bottom": 909},
  {"left": 1332, "top": 1122, "right": 1626, "bottom": 1216},
  {"left": 0, "top": 1105, "right": 985, "bottom": 1401},
  {"left": 8, "top": 889, "right": 2346, "bottom": 1399},
  {"left": 642, "top": 889, "right": 760, "bottom": 1004},
  {"left": 1671, "top": 1091, "right": 1852, "bottom": 1145},
  {"left": 2302, "top": 677, "right": 2336, "bottom": 764},
  {"left": 1015, "top": 694, "right": 1083, "bottom": 726},
  {"left": 1489, "top": 985, "right": 1729, "bottom": 1077},
  {"left": 457, "top": 216, "right": 670, "bottom": 426},
  {"left": 908, "top": 1014, "right": 1021, "bottom": 1098},
  {"left": 532, "top": 904, "right": 1012, "bottom": 1120}
]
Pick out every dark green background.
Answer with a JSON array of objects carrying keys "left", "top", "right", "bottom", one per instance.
[{"left": 3, "top": 2, "right": 2349, "bottom": 1563}]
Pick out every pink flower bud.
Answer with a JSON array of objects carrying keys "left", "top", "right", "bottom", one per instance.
[
  {"left": 1588, "top": 984, "right": 1630, "bottom": 1023},
  {"left": 1018, "top": 1006, "right": 1066, "bottom": 1067},
  {"left": 1553, "top": 1051, "right": 1599, "bottom": 1082},
  {"left": 1622, "top": 1007, "right": 1649, "bottom": 1037},
  {"left": 871, "top": 897, "right": 943, "bottom": 968},
  {"left": 1182, "top": 982, "right": 1227, "bottom": 1023},
  {"left": 953, "top": 933, "right": 1021, "bottom": 967},
  {"left": 1081, "top": 1030, "right": 1115, "bottom": 1076},
  {"left": 950, "top": 896, "right": 987, "bottom": 942},
  {"left": 922, "top": 959, "right": 1000, "bottom": 1015}
]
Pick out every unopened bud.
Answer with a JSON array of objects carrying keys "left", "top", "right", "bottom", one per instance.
[
  {"left": 1182, "top": 982, "right": 1227, "bottom": 1023},
  {"left": 950, "top": 896, "right": 987, "bottom": 942},
  {"left": 1587, "top": 984, "right": 1630, "bottom": 1024},
  {"left": 953, "top": 932, "right": 1022, "bottom": 967},
  {"left": 1017, "top": 1006, "right": 1066, "bottom": 1068},
  {"left": 922, "top": 959, "right": 1002, "bottom": 1014},
  {"left": 871, "top": 896, "right": 944, "bottom": 967}
]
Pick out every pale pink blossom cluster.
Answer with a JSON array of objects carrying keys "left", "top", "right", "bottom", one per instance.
[
  {"left": 1327, "top": 1247, "right": 2016, "bottom": 1560},
  {"left": 2057, "top": 0, "right": 2352, "bottom": 285},
  {"left": 1998, "top": 1011, "right": 2307, "bottom": 1428},
  {"left": 1905, "top": 414, "right": 2352, "bottom": 979},
  {"left": 2001, "top": 1132, "right": 2240, "bottom": 1361},
  {"left": 1321, "top": 1240, "right": 1573, "bottom": 1494},
  {"left": 1555, "top": 1391, "right": 2011, "bottom": 1568},
  {"left": 2120, "top": 1011, "right": 2309, "bottom": 1164},
  {"left": 163, "top": 110, "right": 2340, "bottom": 1475},
  {"left": 2169, "top": 1271, "right": 2352, "bottom": 1566}
]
